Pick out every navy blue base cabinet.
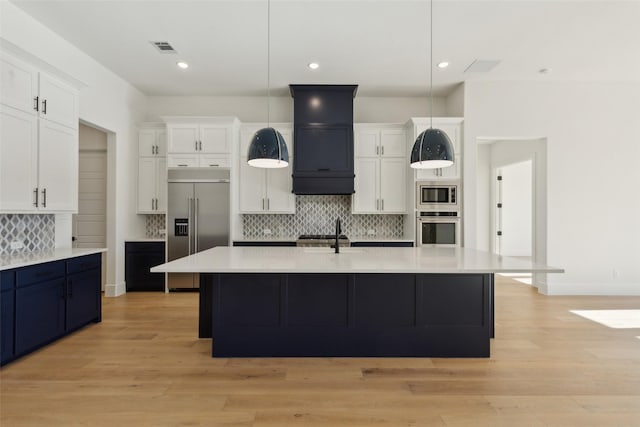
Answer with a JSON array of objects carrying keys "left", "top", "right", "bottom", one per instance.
[
  {"left": 199, "top": 272, "right": 493, "bottom": 358},
  {"left": 125, "top": 242, "right": 165, "bottom": 291},
  {"left": 1, "top": 253, "right": 102, "bottom": 367}
]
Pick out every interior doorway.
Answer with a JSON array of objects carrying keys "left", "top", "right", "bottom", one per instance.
[
  {"left": 477, "top": 137, "right": 548, "bottom": 291},
  {"left": 73, "top": 123, "right": 107, "bottom": 289}
]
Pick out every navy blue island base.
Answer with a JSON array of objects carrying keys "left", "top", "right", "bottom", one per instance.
[{"left": 198, "top": 272, "right": 494, "bottom": 358}]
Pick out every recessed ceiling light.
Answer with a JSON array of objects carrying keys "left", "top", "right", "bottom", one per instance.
[
  {"left": 308, "top": 62, "right": 319, "bottom": 70},
  {"left": 437, "top": 61, "right": 449, "bottom": 69},
  {"left": 177, "top": 61, "right": 189, "bottom": 69},
  {"left": 539, "top": 68, "right": 551, "bottom": 74}
]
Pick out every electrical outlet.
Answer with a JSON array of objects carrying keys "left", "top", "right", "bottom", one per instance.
[
  {"left": 263, "top": 228, "right": 272, "bottom": 235},
  {"left": 367, "top": 229, "right": 376, "bottom": 236},
  {"left": 10, "top": 241, "right": 24, "bottom": 250}
]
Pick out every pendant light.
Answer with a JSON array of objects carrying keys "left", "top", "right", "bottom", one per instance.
[
  {"left": 247, "top": 0, "right": 289, "bottom": 169},
  {"left": 410, "top": 0, "right": 454, "bottom": 170}
]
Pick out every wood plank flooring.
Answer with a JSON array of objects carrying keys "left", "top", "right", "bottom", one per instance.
[{"left": 2, "top": 276, "right": 640, "bottom": 426}]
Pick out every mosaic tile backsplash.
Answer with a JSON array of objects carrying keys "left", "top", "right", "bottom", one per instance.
[
  {"left": 242, "top": 195, "right": 403, "bottom": 239},
  {"left": 0, "top": 214, "right": 55, "bottom": 255},
  {"left": 145, "top": 214, "right": 166, "bottom": 237}
]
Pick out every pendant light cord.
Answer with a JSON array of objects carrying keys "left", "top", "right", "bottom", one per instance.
[
  {"left": 267, "top": 0, "right": 271, "bottom": 127},
  {"left": 429, "top": 0, "right": 433, "bottom": 130}
]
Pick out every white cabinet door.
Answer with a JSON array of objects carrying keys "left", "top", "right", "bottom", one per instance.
[
  {"left": 168, "top": 124, "right": 199, "bottom": 153},
  {"left": 198, "top": 155, "right": 230, "bottom": 168},
  {"left": 156, "top": 130, "right": 167, "bottom": 156},
  {"left": 200, "top": 125, "right": 229, "bottom": 153},
  {"left": 266, "top": 163, "right": 295, "bottom": 213},
  {"left": 138, "top": 129, "right": 157, "bottom": 157},
  {"left": 155, "top": 157, "right": 167, "bottom": 213},
  {"left": 137, "top": 157, "right": 156, "bottom": 213},
  {"left": 354, "top": 128, "right": 379, "bottom": 157},
  {"left": 380, "top": 158, "right": 406, "bottom": 213},
  {"left": 39, "top": 72, "right": 78, "bottom": 130},
  {"left": 352, "top": 157, "right": 379, "bottom": 213},
  {"left": 38, "top": 120, "right": 78, "bottom": 212},
  {"left": 0, "top": 54, "right": 38, "bottom": 114},
  {"left": 0, "top": 106, "right": 38, "bottom": 212},
  {"left": 380, "top": 129, "right": 406, "bottom": 157},
  {"left": 167, "top": 154, "right": 198, "bottom": 168},
  {"left": 239, "top": 157, "right": 266, "bottom": 213}
]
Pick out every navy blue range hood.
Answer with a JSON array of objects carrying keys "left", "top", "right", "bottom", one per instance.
[{"left": 289, "top": 84, "right": 358, "bottom": 195}]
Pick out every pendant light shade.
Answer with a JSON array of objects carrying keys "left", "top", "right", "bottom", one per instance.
[
  {"left": 247, "top": 127, "right": 289, "bottom": 168},
  {"left": 409, "top": 0, "right": 455, "bottom": 170},
  {"left": 410, "top": 128, "right": 454, "bottom": 169},
  {"left": 247, "top": 0, "right": 289, "bottom": 169}
]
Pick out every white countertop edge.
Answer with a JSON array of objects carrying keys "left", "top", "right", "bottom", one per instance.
[
  {"left": 1, "top": 248, "right": 107, "bottom": 271},
  {"left": 150, "top": 247, "right": 564, "bottom": 275},
  {"left": 125, "top": 237, "right": 166, "bottom": 242}
]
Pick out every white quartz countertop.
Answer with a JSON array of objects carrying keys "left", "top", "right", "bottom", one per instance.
[
  {"left": 150, "top": 246, "right": 563, "bottom": 274},
  {"left": 0, "top": 248, "right": 107, "bottom": 271},
  {"left": 125, "top": 237, "right": 166, "bottom": 242}
]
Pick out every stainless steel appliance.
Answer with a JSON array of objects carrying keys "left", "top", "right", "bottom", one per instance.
[
  {"left": 296, "top": 234, "right": 350, "bottom": 248},
  {"left": 416, "top": 211, "right": 461, "bottom": 247},
  {"left": 167, "top": 168, "right": 230, "bottom": 290},
  {"left": 416, "top": 181, "right": 459, "bottom": 211}
]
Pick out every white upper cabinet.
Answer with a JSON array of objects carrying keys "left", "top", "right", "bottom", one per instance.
[
  {"left": 138, "top": 128, "right": 166, "bottom": 157},
  {"left": 238, "top": 124, "right": 294, "bottom": 214},
  {"left": 38, "top": 72, "right": 78, "bottom": 130},
  {"left": 165, "top": 117, "right": 239, "bottom": 168},
  {"left": 408, "top": 118, "right": 463, "bottom": 180},
  {"left": 0, "top": 52, "right": 79, "bottom": 213},
  {"left": 137, "top": 125, "right": 167, "bottom": 213},
  {"left": 352, "top": 124, "right": 407, "bottom": 214}
]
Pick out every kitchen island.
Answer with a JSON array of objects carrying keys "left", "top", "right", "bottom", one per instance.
[{"left": 151, "top": 246, "right": 563, "bottom": 358}]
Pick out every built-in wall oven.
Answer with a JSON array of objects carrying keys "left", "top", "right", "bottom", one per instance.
[
  {"left": 416, "top": 181, "right": 459, "bottom": 211},
  {"left": 416, "top": 211, "right": 461, "bottom": 247}
]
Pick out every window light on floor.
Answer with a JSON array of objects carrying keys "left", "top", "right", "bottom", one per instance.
[{"left": 570, "top": 309, "right": 640, "bottom": 329}]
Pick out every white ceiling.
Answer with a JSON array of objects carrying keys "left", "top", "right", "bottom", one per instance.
[{"left": 9, "top": 0, "right": 640, "bottom": 97}]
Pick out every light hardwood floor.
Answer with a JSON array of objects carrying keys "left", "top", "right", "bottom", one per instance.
[{"left": 2, "top": 276, "right": 640, "bottom": 426}]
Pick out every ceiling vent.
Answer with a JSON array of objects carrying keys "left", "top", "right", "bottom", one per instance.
[
  {"left": 464, "top": 59, "right": 501, "bottom": 73},
  {"left": 150, "top": 41, "right": 177, "bottom": 54}
]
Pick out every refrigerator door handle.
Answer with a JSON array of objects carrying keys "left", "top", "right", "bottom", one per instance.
[
  {"left": 194, "top": 198, "right": 199, "bottom": 252},
  {"left": 187, "top": 197, "right": 193, "bottom": 254}
]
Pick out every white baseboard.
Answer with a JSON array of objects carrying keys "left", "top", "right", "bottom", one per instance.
[
  {"left": 545, "top": 281, "right": 640, "bottom": 296},
  {"left": 105, "top": 281, "right": 126, "bottom": 297}
]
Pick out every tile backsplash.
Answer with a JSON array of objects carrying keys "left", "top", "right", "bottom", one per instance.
[
  {"left": 242, "top": 195, "right": 403, "bottom": 239},
  {"left": 0, "top": 214, "right": 55, "bottom": 255},
  {"left": 145, "top": 214, "right": 166, "bottom": 237}
]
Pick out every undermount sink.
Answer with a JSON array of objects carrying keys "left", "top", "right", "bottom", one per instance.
[{"left": 302, "top": 247, "right": 365, "bottom": 254}]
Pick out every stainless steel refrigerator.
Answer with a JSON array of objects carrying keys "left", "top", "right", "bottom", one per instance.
[{"left": 167, "top": 168, "right": 230, "bottom": 290}]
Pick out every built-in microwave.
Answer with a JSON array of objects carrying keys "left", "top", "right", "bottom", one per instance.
[
  {"left": 416, "top": 211, "right": 461, "bottom": 247},
  {"left": 416, "top": 181, "right": 459, "bottom": 211}
]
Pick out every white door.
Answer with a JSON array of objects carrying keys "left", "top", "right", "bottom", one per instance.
[
  {"left": 266, "top": 162, "right": 295, "bottom": 213},
  {"left": 39, "top": 72, "right": 78, "bottom": 130},
  {"left": 0, "top": 54, "right": 38, "bottom": 113},
  {"left": 352, "top": 157, "right": 379, "bottom": 213},
  {"left": 354, "top": 128, "right": 379, "bottom": 157},
  {"left": 199, "top": 125, "right": 229, "bottom": 153},
  {"left": 168, "top": 125, "right": 199, "bottom": 153},
  {"left": 0, "top": 106, "right": 38, "bottom": 212},
  {"left": 137, "top": 157, "right": 156, "bottom": 213},
  {"left": 38, "top": 119, "right": 78, "bottom": 212},
  {"left": 239, "top": 158, "right": 266, "bottom": 213},
  {"left": 155, "top": 157, "right": 167, "bottom": 213},
  {"left": 380, "top": 158, "right": 406, "bottom": 213},
  {"left": 495, "top": 161, "right": 533, "bottom": 257},
  {"left": 380, "top": 129, "right": 406, "bottom": 157}
]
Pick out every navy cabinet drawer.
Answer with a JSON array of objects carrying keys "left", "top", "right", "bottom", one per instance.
[
  {"left": 125, "top": 242, "right": 165, "bottom": 253},
  {"left": 67, "top": 253, "right": 101, "bottom": 275},
  {"left": 16, "top": 261, "right": 65, "bottom": 288},
  {"left": 1, "top": 271, "right": 15, "bottom": 291}
]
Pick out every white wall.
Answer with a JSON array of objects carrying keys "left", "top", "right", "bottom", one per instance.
[
  {"left": 1, "top": 1, "right": 148, "bottom": 296},
  {"left": 146, "top": 95, "right": 447, "bottom": 123},
  {"left": 445, "top": 83, "right": 464, "bottom": 117},
  {"left": 464, "top": 81, "right": 640, "bottom": 295}
]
